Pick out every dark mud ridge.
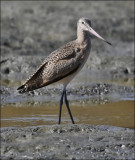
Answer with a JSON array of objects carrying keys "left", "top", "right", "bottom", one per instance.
[
  {"left": 1, "top": 83, "right": 134, "bottom": 106},
  {"left": 1, "top": 125, "right": 134, "bottom": 160}
]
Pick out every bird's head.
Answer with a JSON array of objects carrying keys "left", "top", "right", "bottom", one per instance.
[{"left": 78, "top": 17, "right": 112, "bottom": 45}]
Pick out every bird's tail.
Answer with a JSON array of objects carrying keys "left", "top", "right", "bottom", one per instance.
[{"left": 17, "top": 84, "right": 28, "bottom": 94}]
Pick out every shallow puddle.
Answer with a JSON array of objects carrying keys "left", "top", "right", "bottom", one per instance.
[{"left": 1, "top": 100, "right": 134, "bottom": 129}]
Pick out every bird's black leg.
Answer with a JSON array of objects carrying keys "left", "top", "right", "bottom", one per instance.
[
  {"left": 64, "top": 89, "right": 75, "bottom": 124},
  {"left": 58, "top": 89, "right": 65, "bottom": 124}
]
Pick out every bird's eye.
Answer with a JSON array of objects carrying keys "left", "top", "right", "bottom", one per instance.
[{"left": 82, "top": 21, "right": 85, "bottom": 24}]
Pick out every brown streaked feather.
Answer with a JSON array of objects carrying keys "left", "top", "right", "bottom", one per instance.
[
  {"left": 39, "top": 64, "right": 80, "bottom": 88},
  {"left": 17, "top": 63, "right": 47, "bottom": 93},
  {"left": 17, "top": 41, "right": 82, "bottom": 93}
]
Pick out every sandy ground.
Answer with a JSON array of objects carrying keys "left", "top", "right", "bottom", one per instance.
[{"left": 0, "top": 1, "right": 134, "bottom": 160}]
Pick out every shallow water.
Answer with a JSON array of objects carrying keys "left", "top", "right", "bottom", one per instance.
[{"left": 1, "top": 100, "right": 134, "bottom": 128}]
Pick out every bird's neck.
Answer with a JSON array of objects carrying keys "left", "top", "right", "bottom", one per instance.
[{"left": 77, "top": 27, "right": 91, "bottom": 46}]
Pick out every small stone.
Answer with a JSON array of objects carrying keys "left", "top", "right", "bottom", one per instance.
[
  {"left": 105, "top": 148, "right": 109, "bottom": 153},
  {"left": 23, "top": 37, "right": 34, "bottom": 46},
  {"left": 121, "top": 144, "right": 125, "bottom": 148}
]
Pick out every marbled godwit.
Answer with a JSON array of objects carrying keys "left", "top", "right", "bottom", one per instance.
[{"left": 17, "top": 17, "right": 111, "bottom": 124}]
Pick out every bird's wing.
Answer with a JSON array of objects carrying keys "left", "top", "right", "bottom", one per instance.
[
  {"left": 40, "top": 49, "right": 83, "bottom": 87},
  {"left": 17, "top": 41, "right": 82, "bottom": 93}
]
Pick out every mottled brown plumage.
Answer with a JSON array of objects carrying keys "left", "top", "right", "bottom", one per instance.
[{"left": 17, "top": 40, "right": 89, "bottom": 93}]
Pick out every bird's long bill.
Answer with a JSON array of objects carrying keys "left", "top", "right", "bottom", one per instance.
[{"left": 88, "top": 27, "right": 112, "bottom": 45}]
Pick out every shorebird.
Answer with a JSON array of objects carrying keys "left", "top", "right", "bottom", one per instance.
[{"left": 17, "top": 17, "right": 111, "bottom": 124}]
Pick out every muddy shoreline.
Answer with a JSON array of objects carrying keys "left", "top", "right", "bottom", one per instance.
[
  {"left": 1, "top": 82, "right": 134, "bottom": 106},
  {"left": 1, "top": 125, "right": 135, "bottom": 160}
]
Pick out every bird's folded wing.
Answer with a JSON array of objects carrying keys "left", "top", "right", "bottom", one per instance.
[
  {"left": 17, "top": 43, "right": 82, "bottom": 93},
  {"left": 40, "top": 51, "right": 83, "bottom": 87}
]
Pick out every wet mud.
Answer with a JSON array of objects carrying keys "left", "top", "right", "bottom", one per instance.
[{"left": 1, "top": 125, "right": 134, "bottom": 160}]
